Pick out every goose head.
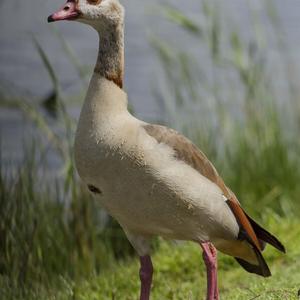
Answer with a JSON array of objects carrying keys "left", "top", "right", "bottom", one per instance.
[{"left": 48, "top": 0, "right": 124, "bottom": 29}]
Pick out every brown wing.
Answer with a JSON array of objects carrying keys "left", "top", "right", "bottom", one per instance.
[{"left": 144, "top": 124, "right": 262, "bottom": 250}]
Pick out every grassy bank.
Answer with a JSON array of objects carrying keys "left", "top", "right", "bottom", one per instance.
[
  {"left": 1, "top": 215, "right": 298, "bottom": 299},
  {"left": 0, "top": 149, "right": 133, "bottom": 293},
  {"left": 80, "top": 217, "right": 299, "bottom": 300}
]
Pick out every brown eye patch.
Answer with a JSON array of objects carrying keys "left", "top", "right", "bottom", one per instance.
[{"left": 87, "top": 0, "right": 101, "bottom": 5}]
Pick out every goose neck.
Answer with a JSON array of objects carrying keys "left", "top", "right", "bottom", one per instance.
[{"left": 94, "top": 23, "right": 124, "bottom": 89}]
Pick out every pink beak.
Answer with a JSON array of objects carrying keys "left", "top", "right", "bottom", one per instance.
[{"left": 48, "top": 0, "right": 80, "bottom": 23}]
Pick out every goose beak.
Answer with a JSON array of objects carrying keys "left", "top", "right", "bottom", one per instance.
[{"left": 48, "top": 0, "right": 80, "bottom": 23}]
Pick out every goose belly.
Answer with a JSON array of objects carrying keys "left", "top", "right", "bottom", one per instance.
[{"left": 74, "top": 134, "right": 239, "bottom": 242}]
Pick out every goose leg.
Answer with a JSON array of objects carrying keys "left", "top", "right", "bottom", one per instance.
[
  {"left": 139, "top": 255, "right": 153, "bottom": 300},
  {"left": 200, "top": 242, "right": 219, "bottom": 300}
]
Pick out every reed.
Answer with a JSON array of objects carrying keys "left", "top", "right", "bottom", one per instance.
[
  {"left": 0, "top": 35, "right": 132, "bottom": 293},
  {"left": 154, "top": 0, "right": 300, "bottom": 219}
]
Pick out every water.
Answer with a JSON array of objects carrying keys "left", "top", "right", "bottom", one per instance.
[{"left": 1, "top": 0, "right": 300, "bottom": 167}]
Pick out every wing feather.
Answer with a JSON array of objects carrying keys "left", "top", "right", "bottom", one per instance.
[{"left": 143, "top": 124, "right": 261, "bottom": 250}]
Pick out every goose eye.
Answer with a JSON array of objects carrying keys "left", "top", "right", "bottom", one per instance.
[{"left": 87, "top": 0, "right": 101, "bottom": 5}]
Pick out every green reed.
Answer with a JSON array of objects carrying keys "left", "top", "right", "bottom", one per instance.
[{"left": 154, "top": 0, "right": 300, "bottom": 219}]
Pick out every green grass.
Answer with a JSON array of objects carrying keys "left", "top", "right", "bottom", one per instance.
[
  {"left": 1, "top": 215, "right": 298, "bottom": 300},
  {"left": 76, "top": 216, "right": 299, "bottom": 300},
  {"left": 0, "top": 149, "right": 133, "bottom": 289}
]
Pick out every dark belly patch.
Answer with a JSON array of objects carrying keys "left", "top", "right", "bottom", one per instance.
[{"left": 88, "top": 185, "right": 102, "bottom": 195}]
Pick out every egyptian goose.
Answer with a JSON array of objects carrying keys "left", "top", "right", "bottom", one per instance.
[{"left": 48, "top": 1, "right": 285, "bottom": 299}]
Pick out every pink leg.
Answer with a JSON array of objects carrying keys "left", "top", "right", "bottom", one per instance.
[
  {"left": 139, "top": 255, "right": 153, "bottom": 300},
  {"left": 200, "top": 243, "right": 219, "bottom": 300}
]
